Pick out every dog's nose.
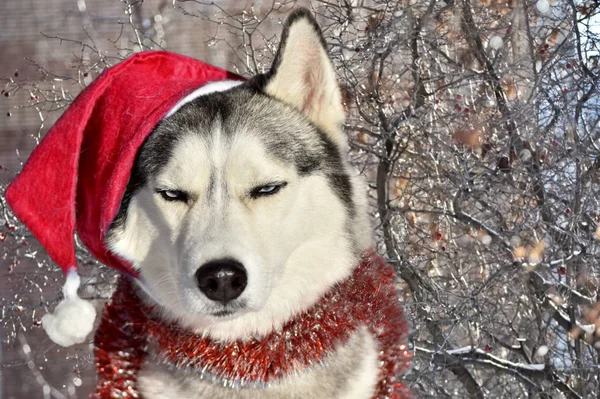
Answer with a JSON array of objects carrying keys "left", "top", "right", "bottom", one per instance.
[{"left": 195, "top": 259, "right": 247, "bottom": 304}]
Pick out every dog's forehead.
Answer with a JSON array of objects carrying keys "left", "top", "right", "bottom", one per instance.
[
  {"left": 159, "top": 130, "right": 293, "bottom": 185},
  {"left": 152, "top": 87, "right": 329, "bottom": 176}
]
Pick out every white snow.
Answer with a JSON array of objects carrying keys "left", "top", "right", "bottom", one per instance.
[
  {"left": 536, "top": 0, "right": 550, "bottom": 14},
  {"left": 490, "top": 36, "right": 504, "bottom": 50},
  {"left": 480, "top": 234, "right": 492, "bottom": 245},
  {"left": 416, "top": 346, "right": 546, "bottom": 372},
  {"left": 516, "top": 363, "right": 545, "bottom": 371},
  {"left": 579, "top": 324, "right": 596, "bottom": 334},
  {"left": 519, "top": 149, "right": 532, "bottom": 162},
  {"left": 535, "top": 345, "right": 549, "bottom": 357},
  {"left": 447, "top": 346, "right": 475, "bottom": 355}
]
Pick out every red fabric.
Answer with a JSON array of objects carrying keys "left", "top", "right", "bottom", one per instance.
[
  {"left": 93, "top": 251, "right": 412, "bottom": 398},
  {"left": 5, "top": 51, "right": 242, "bottom": 276}
]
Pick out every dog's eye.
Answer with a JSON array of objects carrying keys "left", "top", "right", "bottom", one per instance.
[
  {"left": 250, "top": 182, "right": 287, "bottom": 199},
  {"left": 258, "top": 185, "right": 278, "bottom": 194},
  {"left": 157, "top": 189, "right": 189, "bottom": 202}
]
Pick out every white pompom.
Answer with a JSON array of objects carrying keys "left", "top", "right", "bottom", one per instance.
[{"left": 42, "top": 271, "right": 96, "bottom": 347}]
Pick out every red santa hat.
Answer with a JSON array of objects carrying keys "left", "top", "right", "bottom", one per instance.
[{"left": 5, "top": 51, "right": 242, "bottom": 346}]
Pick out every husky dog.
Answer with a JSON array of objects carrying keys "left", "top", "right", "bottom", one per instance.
[{"left": 104, "top": 8, "right": 389, "bottom": 399}]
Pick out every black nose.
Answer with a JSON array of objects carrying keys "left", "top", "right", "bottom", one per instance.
[{"left": 195, "top": 259, "right": 247, "bottom": 304}]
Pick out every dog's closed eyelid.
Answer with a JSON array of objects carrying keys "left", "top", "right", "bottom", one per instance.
[
  {"left": 155, "top": 188, "right": 190, "bottom": 203},
  {"left": 248, "top": 182, "right": 288, "bottom": 199}
]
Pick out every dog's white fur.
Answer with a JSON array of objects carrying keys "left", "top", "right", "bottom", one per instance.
[{"left": 107, "top": 10, "right": 377, "bottom": 398}]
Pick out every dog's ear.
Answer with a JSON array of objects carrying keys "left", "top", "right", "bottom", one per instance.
[{"left": 265, "top": 9, "right": 346, "bottom": 147}]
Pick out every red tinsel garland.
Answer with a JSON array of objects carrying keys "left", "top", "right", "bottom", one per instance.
[{"left": 93, "top": 250, "right": 411, "bottom": 398}]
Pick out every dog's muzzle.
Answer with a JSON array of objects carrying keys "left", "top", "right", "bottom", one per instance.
[{"left": 195, "top": 259, "right": 247, "bottom": 305}]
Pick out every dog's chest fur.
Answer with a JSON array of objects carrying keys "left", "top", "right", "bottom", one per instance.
[{"left": 137, "top": 327, "right": 379, "bottom": 399}]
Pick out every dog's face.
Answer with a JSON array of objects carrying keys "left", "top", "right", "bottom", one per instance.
[{"left": 106, "top": 10, "right": 371, "bottom": 339}]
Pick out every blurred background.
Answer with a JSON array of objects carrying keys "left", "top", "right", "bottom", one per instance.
[{"left": 2, "top": 0, "right": 600, "bottom": 398}]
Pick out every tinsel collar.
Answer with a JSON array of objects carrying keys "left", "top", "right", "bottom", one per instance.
[{"left": 93, "top": 250, "right": 411, "bottom": 398}]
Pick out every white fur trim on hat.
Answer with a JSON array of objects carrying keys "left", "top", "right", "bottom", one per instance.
[
  {"left": 165, "top": 80, "right": 244, "bottom": 118},
  {"left": 41, "top": 270, "right": 96, "bottom": 347}
]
